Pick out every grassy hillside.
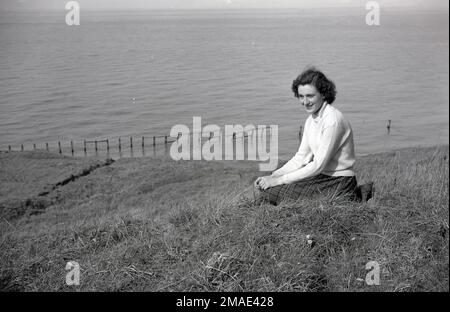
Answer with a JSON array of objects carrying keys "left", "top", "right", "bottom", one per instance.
[{"left": 0, "top": 145, "right": 448, "bottom": 291}]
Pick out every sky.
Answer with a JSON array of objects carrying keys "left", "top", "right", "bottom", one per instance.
[{"left": 1, "top": 0, "right": 449, "bottom": 10}]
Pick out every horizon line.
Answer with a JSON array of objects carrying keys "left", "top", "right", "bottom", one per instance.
[{"left": 0, "top": 5, "right": 448, "bottom": 11}]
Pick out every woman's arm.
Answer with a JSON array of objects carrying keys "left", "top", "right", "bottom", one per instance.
[
  {"left": 278, "top": 121, "right": 343, "bottom": 184},
  {"left": 256, "top": 125, "right": 312, "bottom": 190},
  {"left": 271, "top": 121, "right": 312, "bottom": 178}
]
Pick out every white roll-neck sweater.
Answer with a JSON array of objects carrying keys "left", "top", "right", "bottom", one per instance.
[{"left": 274, "top": 102, "right": 356, "bottom": 185}]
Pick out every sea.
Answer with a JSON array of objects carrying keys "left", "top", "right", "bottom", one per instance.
[{"left": 0, "top": 8, "right": 448, "bottom": 160}]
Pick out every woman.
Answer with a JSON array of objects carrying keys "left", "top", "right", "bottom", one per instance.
[{"left": 255, "top": 67, "right": 358, "bottom": 205}]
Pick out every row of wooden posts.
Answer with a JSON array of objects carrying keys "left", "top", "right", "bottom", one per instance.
[
  {"left": 7, "top": 135, "right": 177, "bottom": 156},
  {"left": 5, "top": 120, "right": 391, "bottom": 156},
  {"left": 6, "top": 128, "right": 274, "bottom": 157}
]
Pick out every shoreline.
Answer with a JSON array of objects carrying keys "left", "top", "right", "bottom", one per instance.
[
  {"left": 1, "top": 142, "right": 448, "bottom": 161},
  {"left": 1, "top": 144, "right": 448, "bottom": 201}
]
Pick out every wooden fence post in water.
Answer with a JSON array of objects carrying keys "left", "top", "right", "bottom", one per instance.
[
  {"left": 94, "top": 140, "right": 98, "bottom": 153},
  {"left": 21, "top": 144, "right": 23, "bottom": 151},
  {"left": 130, "top": 137, "right": 133, "bottom": 150},
  {"left": 153, "top": 136, "right": 156, "bottom": 146},
  {"left": 8, "top": 145, "right": 11, "bottom": 151},
  {"left": 142, "top": 136, "right": 144, "bottom": 149},
  {"left": 46, "top": 143, "right": 49, "bottom": 152},
  {"left": 118, "top": 137, "right": 122, "bottom": 153},
  {"left": 71, "top": 141, "right": 74, "bottom": 156},
  {"left": 387, "top": 119, "right": 391, "bottom": 133},
  {"left": 83, "top": 140, "right": 87, "bottom": 156},
  {"left": 106, "top": 139, "right": 110, "bottom": 153},
  {"left": 33, "top": 143, "right": 36, "bottom": 150},
  {"left": 58, "top": 141, "right": 62, "bottom": 154}
]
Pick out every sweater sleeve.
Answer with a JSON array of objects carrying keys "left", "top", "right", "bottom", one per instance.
[
  {"left": 278, "top": 121, "right": 343, "bottom": 184},
  {"left": 272, "top": 121, "right": 312, "bottom": 177}
]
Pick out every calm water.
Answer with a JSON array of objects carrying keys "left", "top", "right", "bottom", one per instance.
[{"left": 0, "top": 9, "right": 448, "bottom": 159}]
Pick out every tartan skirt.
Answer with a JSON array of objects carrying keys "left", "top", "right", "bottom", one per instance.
[{"left": 259, "top": 174, "right": 358, "bottom": 205}]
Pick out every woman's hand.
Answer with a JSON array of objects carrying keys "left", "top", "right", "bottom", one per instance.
[
  {"left": 254, "top": 176, "right": 264, "bottom": 189},
  {"left": 254, "top": 176, "right": 281, "bottom": 190}
]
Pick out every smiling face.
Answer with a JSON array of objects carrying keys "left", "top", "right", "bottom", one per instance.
[{"left": 297, "top": 84, "right": 325, "bottom": 116}]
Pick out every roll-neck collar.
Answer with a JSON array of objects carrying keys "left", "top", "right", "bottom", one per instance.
[{"left": 312, "top": 101, "right": 328, "bottom": 123}]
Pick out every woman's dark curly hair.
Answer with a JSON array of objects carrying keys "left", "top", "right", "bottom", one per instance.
[{"left": 291, "top": 67, "right": 337, "bottom": 104}]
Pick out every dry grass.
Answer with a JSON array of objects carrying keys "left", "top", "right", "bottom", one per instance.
[{"left": 0, "top": 145, "right": 448, "bottom": 291}]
